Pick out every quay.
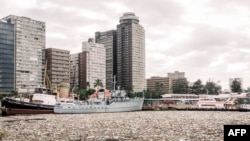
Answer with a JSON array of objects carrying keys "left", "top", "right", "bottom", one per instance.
[
  {"left": 142, "top": 98, "right": 250, "bottom": 112},
  {"left": 142, "top": 106, "right": 246, "bottom": 111}
]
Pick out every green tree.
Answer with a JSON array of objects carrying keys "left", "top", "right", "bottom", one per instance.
[
  {"left": 125, "top": 84, "right": 134, "bottom": 97},
  {"left": 133, "top": 91, "right": 144, "bottom": 97},
  {"left": 87, "top": 88, "right": 96, "bottom": 96},
  {"left": 144, "top": 90, "right": 152, "bottom": 98},
  {"left": 94, "top": 79, "right": 103, "bottom": 90},
  {"left": 230, "top": 79, "right": 242, "bottom": 93},
  {"left": 204, "top": 81, "right": 222, "bottom": 94},
  {"left": 191, "top": 79, "right": 204, "bottom": 94},
  {"left": 144, "top": 89, "right": 159, "bottom": 98},
  {"left": 154, "top": 82, "right": 164, "bottom": 97},
  {"left": 172, "top": 78, "right": 189, "bottom": 94},
  {"left": 76, "top": 88, "right": 87, "bottom": 100},
  {"left": 244, "top": 86, "right": 250, "bottom": 92},
  {"left": 75, "top": 88, "right": 96, "bottom": 100}
]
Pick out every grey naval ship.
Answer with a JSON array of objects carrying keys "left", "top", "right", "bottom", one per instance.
[{"left": 54, "top": 88, "right": 144, "bottom": 114}]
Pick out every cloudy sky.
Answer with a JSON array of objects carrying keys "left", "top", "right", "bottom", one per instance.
[{"left": 1, "top": 0, "right": 250, "bottom": 90}]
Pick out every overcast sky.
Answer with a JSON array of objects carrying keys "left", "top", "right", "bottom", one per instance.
[{"left": 1, "top": 0, "right": 250, "bottom": 90}]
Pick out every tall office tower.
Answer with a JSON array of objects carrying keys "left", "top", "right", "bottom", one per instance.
[
  {"left": 70, "top": 53, "right": 79, "bottom": 89},
  {"left": 45, "top": 48, "right": 70, "bottom": 88},
  {"left": 95, "top": 30, "right": 117, "bottom": 90},
  {"left": 0, "top": 20, "right": 15, "bottom": 94},
  {"left": 3, "top": 15, "right": 45, "bottom": 89},
  {"left": 116, "top": 12, "right": 145, "bottom": 92},
  {"left": 82, "top": 38, "right": 106, "bottom": 89},
  {"left": 147, "top": 76, "right": 171, "bottom": 94}
]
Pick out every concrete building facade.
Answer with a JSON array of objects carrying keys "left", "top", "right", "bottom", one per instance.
[
  {"left": 116, "top": 12, "right": 145, "bottom": 92},
  {"left": 168, "top": 71, "right": 186, "bottom": 93},
  {"left": 95, "top": 30, "right": 117, "bottom": 90},
  {"left": 82, "top": 38, "right": 106, "bottom": 89},
  {"left": 45, "top": 48, "right": 70, "bottom": 88},
  {"left": 3, "top": 15, "right": 45, "bottom": 89},
  {"left": 168, "top": 71, "right": 185, "bottom": 80},
  {"left": 146, "top": 77, "right": 171, "bottom": 94},
  {"left": 0, "top": 20, "right": 15, "bottom": 93},
  {"left": 70, "top": 53, "right": 79, "bottom": 89},
  {"left": 70, "top": 52, "right": 88, "bottom": 90}
]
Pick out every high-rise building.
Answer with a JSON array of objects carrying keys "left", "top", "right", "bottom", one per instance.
[
  {"left": 70, "top": 53, "right": 79, "bottom": 89},
  {"left": 82, "top": 38, "right": 106, "bottom": 89},
  {"left": 3, "top": 15, "right": 45, "bottom": 89},
  {"left": 95, "top": 30, "right": 117, "bottom": 90},
  {"left": 70, "top": 51, "right": 88, "bottom": 89},
  {"left": 146, "top": 76, "right": 171, "bottom": 94},
  {"left": 0, "top": 20, "right": 15, "bottom": 94},
  {"left": 78, "top": 51, "right": 88, "bottom": 89},
  {"left": 116, "top": 12, "right": 145, "bottom": 92},
  {"left": 45, "top": 48, "right": 70, "bottom": 88}
]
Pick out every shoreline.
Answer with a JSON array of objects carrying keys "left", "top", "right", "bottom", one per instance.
[
  {"left": 1, "top": 111, "right": 250, "bottom": 140},
  {"left": 1, "top": 106, "right": 249, "bottom": 117}
]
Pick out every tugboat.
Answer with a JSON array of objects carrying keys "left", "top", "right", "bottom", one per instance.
[
  {"left": 54, "top": 76, "right": 144, "bottom": 114},
  {"left": 1, "top": 86, "right": 56, "bottom": 115}
]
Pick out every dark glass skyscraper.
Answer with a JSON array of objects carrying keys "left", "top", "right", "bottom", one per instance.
[
  {"left": 116, "top": 12, "right": 145, "bottom": 92},
  {"left": 0, "top": 21, "right": 15, "bottom": 93},
  {"left": 95, "top": 30, "right": 117, "bottom": 90}
]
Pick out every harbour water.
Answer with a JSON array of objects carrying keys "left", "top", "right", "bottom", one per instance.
[{"left": 0, "top": 111, "right": 249, "bottom": 141}]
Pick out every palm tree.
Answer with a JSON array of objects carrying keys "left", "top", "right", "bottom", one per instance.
[{"left": 94, "top": 79, "right": 103, "bottom": 90}]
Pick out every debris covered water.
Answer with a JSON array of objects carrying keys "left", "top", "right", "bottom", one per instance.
[{"left": 0, "top": 111, "right": 249, "bottom": 141}]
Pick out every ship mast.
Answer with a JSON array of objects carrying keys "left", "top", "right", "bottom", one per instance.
[{"left": 113, "top": 75, "right": 116, "bottom": 91}]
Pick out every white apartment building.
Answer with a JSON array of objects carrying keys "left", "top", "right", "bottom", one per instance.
[
  {"left": 3, "top": 15, "right": 45, "bottom": 89},
  {"left": 82, "top": 38, "right": 106, "bottom": 89}
]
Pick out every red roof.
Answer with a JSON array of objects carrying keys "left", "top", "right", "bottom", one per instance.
[{"left": 89, "top": 89, "right": 111, "bottom": 98}]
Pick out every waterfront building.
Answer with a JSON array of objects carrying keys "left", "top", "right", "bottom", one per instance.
[
  {"left": 2, "top": 15, "right": 45, "bottom": 89},
  {"left": 116, "top": 12, "right": 145, "bottom": 92},
  {"left": 168, "top": 71, "right": 185, "bottom": 80},
  {"left": 45, "top": 48, "right": 70, "bottom": 88},
  {"left": 168, "top": 71, "right": 186, "bottom": 93},
  {"left": 146, "top": 76, "right": 171, "bottom": 94},
  {"left": 95, "top": 30, "right": 117, "bottom": 90},
  {"left": 82, "top": 38, "right": 106, "bottom": 89},
  {"left": 0, "top": 20, "right": 15, "bottom": 94}
]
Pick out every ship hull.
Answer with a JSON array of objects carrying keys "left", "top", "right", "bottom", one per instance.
[
  {"left": 238, "top": 104, "right": 250, "bottom": 111},
  {"left": 2, "top": 108, "right": 54, "bottom": 116},
  {"left": 54, "top": 98, "right": 144, "bottom": 114},
  {"left": 1, "top": 97, "right": 54, "bottom": 109}
]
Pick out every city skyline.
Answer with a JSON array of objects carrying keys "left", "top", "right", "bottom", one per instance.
[{"left": 1, "top": 0, "right": 250, "bottom": 90}]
